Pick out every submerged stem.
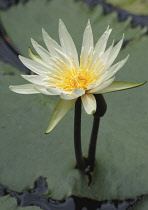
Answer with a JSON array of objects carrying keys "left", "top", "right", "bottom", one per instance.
[
  {"left": 88, "top": 94, "right": 107, "bottom": 171},
  {"left": 74, "top": 97, "right": 85, "bottom": 170}
]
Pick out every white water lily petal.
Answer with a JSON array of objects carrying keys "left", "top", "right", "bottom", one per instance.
[
  {"left": 60, "top": 89, "right": 85, "bottom": 100},
  {"left": 92, "top": 41, "right": 114, "bottom": 79},
  {"left": 81, "top": 94, "right": 96, "bottom": 115},
  {"left": 46, "top": 99, "right": 77, "bottom": 133},
  {"left": 93, "top": 56, "right": 128, "bottom": 86},
  {"left": 80, "top": 20, "right": 93, "bottom": 67},
  {"left": 94, "top": 81, "right": 147, "bottom": 94},
  {"left": 93, "top": 41, "right": 114, "bottom": 77},
  {"left": 88, "top": 77, "right": 115, "bottom": 93},
  {"left": 42, "top": 28, "right": 64, "bottom": 57},
  {"left": 41, "top": 34, "right": 70, "bottom": 70},
  {"left": 28, "top": 48, "right": 49, "bottom": 67},
  {"left": 19, "top": 56, "right": 50, "bottom": 76},
  {"left": 54, "top": 48, "right": 71, "bottom": 60},
  {"left": 34, "top": 86, "right": 54, "bottom": 95},
  {"left": 104, "top": 56, "right": 129, "bottom": 80},
  {"left": 88, "top": 74, "right": 108, "bottom": 91},
  {"left": 100, "top": 40, "right": 114, "bottom": 66},
  {"left": 104, "top": 36, "right": 124, "bottom": 70},
  {"left": 31, "top": 38, "right": 53, "bottom": 66},
  {"left": 60, "top": 92, "right": 78, "bottom": 100},
  {"left": 73, "top": 88, "right": 85, "bottom": 96},
  {"left": 93, "top": 26, "right": 112, "bottom": 60},
  {"left": 54, "top": 48, "right": 73, "bottom": 67},
  {"left": 21, "top": 75, "right": 45, "bottom": 86},
  {"left": 46, "top": 86, "right": 62, "bottom": 95},
  {"left": 59, "top": 19, "right": 79, "bottom": 68},
  {"left": 9, "top": 84, "right": 42, "bottom": 94},
  {"left": 87, "top": 84, "right": 96, "bottom": 90}
]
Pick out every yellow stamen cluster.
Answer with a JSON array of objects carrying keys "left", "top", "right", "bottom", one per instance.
[
  {"left": 47, "top": 67, "right": 100, "bottom": 92},
  {"left": 45, "top": 53, "right": 104, "bottom": 92}
]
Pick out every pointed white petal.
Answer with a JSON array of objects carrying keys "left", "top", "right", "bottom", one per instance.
[
  {"left": 80, "top": 20, "right": 94, "bottom": 67},
  {"left": 90, "top": 42, "right": 115, "bottom": 78},
  {"left": 104, "top": 55, "right": 129, "bottom": 80},
  {"left": 94, "top": 26, "right": 112, "bottom": 57},
  {"left": 21, "top": 75, "right": 45, "bottom": 85},
  {"left": 59, "top": 19, "right": 79, "bottom": 67},
  {"left": 82, "top": 20, "right": 93, "bottom": 50},
  {"left": 94, "top": 81, "right": 147, "bottom": 94},
  {"left": 87, "top": 84, "right": 96, "bottom": 90},
  {"left": 81, "top": 94, "right": 96, "bottom": 115},
  {"left": 45, "top": 98, "right": 76, "bottom": 133},
  {"left": 104, "top": 36, "right": 124, "bottom": 69},
  {"left": 42, "top": 31, "right": 70, "bottom": 69},
  {"left": 89, "top": 75, "right": 108, "bottom": 91},
  {"left": 42, "top": 28, "right": 64, "bottom": 57},
  {"left": 19, "top": 56, "right": 50, "bottom": 76},
  {"left": 60, "top": 89, "right": 85, "bottom": 100},
  {"left": 88, "top": 77, "right": 115, "bottom": 93},
  {"left": 54, "top": 48, "right": 73, "bottom": 67},
  {"left": 28, "top": 47, "right": 49, "bottom": 67},
  {"left": 34, "top": 86, "right": 54, "bottom": 95},
  {"left": 31, "top": 38, "right": 52, "bottom": 65},
  {"left": 73, "top": 88, "right": 85, "bottom": 96},
  {"left": 46, "top": 86, "right": 62, "bottom": 95},
  {"left": 60, "top": 93, "right": 78, "bottom": 100},
  {"left": 9, "top": 84, "right": 42, "bottom": 94},
  {"left": 100, "top": 40, "right": 114, "bottom": 65}
]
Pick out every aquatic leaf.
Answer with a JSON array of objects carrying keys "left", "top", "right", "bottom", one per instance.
[
  {"left": 132, "top": 196, "right": 148, "bottom": 210},
  {"left": 105, "top": 0, "right": 148, "bottom": 15},
  {"left": 0, "top": 195, "right": 40, "bottom": 210}
]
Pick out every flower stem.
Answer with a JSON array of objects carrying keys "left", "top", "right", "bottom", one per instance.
[
  {"left": 88, "top": 94, "right": 107, "bottom": 171},
  {"left": 74, "top": 97, "right": 85, "bottom": 170},
  {"left": 88, "top": 114, "right": 100, "bottom": 171}
]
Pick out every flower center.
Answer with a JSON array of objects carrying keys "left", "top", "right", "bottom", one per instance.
[
  {"left": 59, "top": 69, "right": 93, "bottom": 91},
  {"left": 47, "top": 67, "right": 99, "bottom": 92},
  {"left": 45, "top": 55, "right": 104, "bottom": 93}
]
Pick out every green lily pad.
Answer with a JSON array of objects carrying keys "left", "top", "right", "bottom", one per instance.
[
  {"left": 132, "top": 196, "right": 148, "bottom": 210},
  {"left": 105, "top": 0, "right": 148, "bottom": 15},
  {"left": 0, "top": 195, "right": 40, "bottom": 210},
  {"left": 0, "top": 0, "right": 148, "bottom": 203},
  {"left": 0, "top": 0, "right": 146, "bottom": 56}
]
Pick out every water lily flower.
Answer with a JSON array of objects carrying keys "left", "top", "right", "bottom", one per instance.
[{"left": 9, "top": 20, "right": 145, "bottom": 133}]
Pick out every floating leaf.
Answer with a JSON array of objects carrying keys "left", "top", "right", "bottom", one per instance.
[
  {"left": 105, "top": 0, "right": 148, "bottom": 15},
  {"left": 0, "top": 195, "right": 40, "bottom": 210},
  {"left": 132, "top": 196, "right": 148, "bottom": 210}
]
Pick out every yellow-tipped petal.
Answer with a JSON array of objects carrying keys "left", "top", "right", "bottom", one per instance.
[
  {"left": 45, "top": 98, "right": 76, "bottom": 133},
  {"left": 94, "top": 81, "right": 147, "bottom": 94},
  {"left": 81, "top": 94, "right": 96, "bottom": 115}
]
